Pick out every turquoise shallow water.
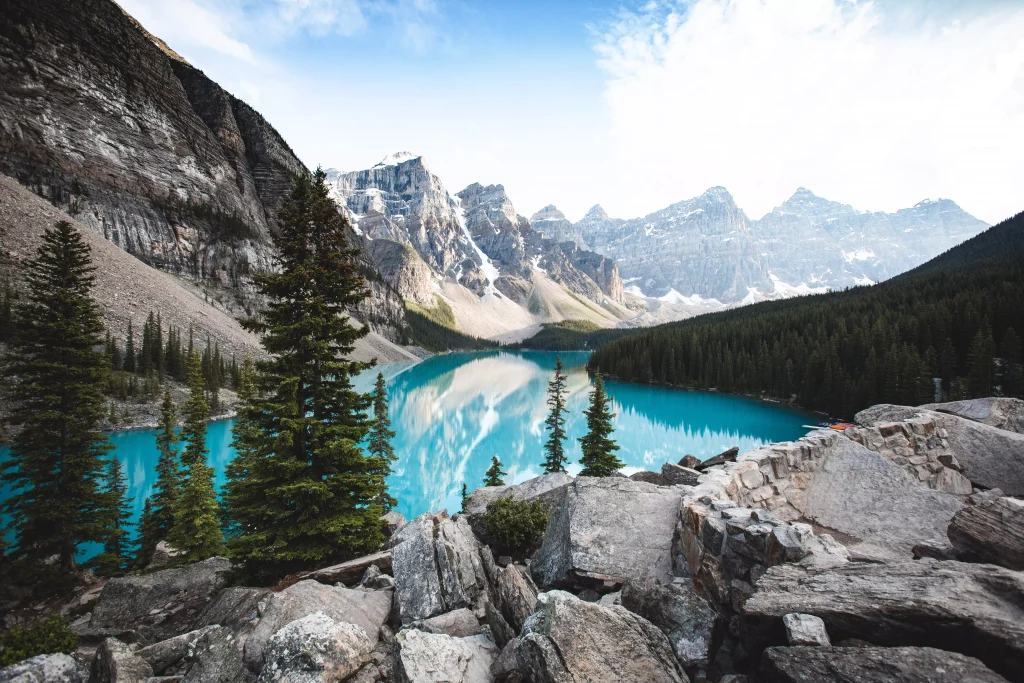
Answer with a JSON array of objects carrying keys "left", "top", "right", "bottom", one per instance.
[{"left": 1, "top": 350, "right": 815, "bottom": 556}]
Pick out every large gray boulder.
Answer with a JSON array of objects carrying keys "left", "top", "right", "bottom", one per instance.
[
  {"left": 923, "top": 397, "right": 1024, "bottom": 434},
  {"left": 196, "top": 587, "right": 268, "bottom": 634},
  {"left": 947, "top": 497, "right": 1024, "bottom": 570},
  {"left": 856, "top": 404, "right": 1024, "bottom": 495},
  {"left": 412, "top": 608, "right": 483, "bottom": 638},
  {"left": 516, "top": 590, "right": 686, "bottom": 683},
  {"left": 256, "top": 612, "right": 373, "bottom": 683},
  {"left": 137, "top": 626, "right": 217, "bottom": 675},
  {"left": 89, "top": 557, "right": 231, "bottom": 643},
  {"left": 661, "top": 463, "right": 701, "bottom": 486},
  {"left": 532, "top": 478, "right": 687, "bottom": 588},
  {"left": 463, "top": 473, "right": 573, "bottom": 517},
  {"left": 181, "top": 626, "right": 245, "bottom": 683},
  {"left": 391, "top": 513, "right": 490, "bottom": 624},
  {"left": 392, "top": 630, "right": 498, "bottom": 683},
  {"left": 621, "top": 579, "right": 719, "bottom": 669},
  {"left": 493, "top": 565, "right": 538, "bottom": 635},
  {"left": 0, "top": 653, "right": 88, "bottom": 683},
  {"left": 742, "top": 560, "right": 1024, "bottom": 681},
  {"left": 302, "top": 551, "right": 393, "bottom": 587},
  {"left": 242, "top": 580, "right": 391, "bottom": 674},
  {"left": 758, "top": 646, "right": 1009, "bottom": 683},
  {"left": 90, "top": 638, "right": 153, "bottom": 683},
  {"left": 800, "top": 437, "right": 964, "bottom": 560}
]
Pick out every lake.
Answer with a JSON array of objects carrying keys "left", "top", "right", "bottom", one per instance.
[{"left": 1, "top": 350, "right": 815, "bottom": 556}]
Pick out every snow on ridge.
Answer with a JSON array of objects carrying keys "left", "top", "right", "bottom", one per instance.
[
  {"left": 453, "top": 196, "right": 500, "bottom": 297},
  {"left": 658, "top": 288, "right": 722, "bottom": 308},
  {"left": 374, "top": 151, "right": 420, "bottom": 168},
  {"left": 768, "top": 272, "right": 829, "bottom": 298}
]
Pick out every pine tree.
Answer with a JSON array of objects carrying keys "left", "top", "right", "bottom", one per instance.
[
  {"left": 967, "top": 325, "right": 996, "bottom": 397},
  {"left": 461, "top": 483, "right": 468, "bottom": 513},
  {"left": 221, "top": 169, "right": 383, "bottom": 582},
  {"left": 139, "top": 390, "right": 180, "bottom": 565},
  {"left": 484, "top": 456, "right": 506, "bottom": 487},
  {"left": 137, "top": 497, "right": 158, "bottom": 569},
  {"left": 578, "top": 372, "right": 622, "bottom": 477},
  {"left": 92, "top": 456, "right": 133, "bottom": 575},
  {"left": 542, "top": 356, "right": 569, "bottom": 473},
  {"left": 123, "top": 320, "right": 136, "bottom": 373},
  {"left": 367, "top": 372, "right": 397, "bottom": 512},
  {"left": 0, "top": 222, "right": 112, "bottom": 572},
  {"left": 168, "top": 352, "right": 223, "bottom": 561}
]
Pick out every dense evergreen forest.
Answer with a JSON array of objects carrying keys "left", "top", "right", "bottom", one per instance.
[
  {"left": 405, "top": 305, "right": 498, "bottom": 352},
  {"left": 515, "top": 319, "right": 632, "bottom": 351},
  {"left": 589, "top": 211, "right": 1024, "bottom": 419}
]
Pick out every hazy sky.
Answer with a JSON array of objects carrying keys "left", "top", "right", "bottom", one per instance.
[{"left": 118, "top": 0, "right": 1024, "bottom": 224}]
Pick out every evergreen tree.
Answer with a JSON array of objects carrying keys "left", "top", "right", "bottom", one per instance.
[
  {"left": 168, "top": 352, "right": 223, "bottom": 561},
  {"left": 123, "top": 320, "right": 136, "bottom": 373},
  {"left": 484, "top": 456, "right": 506, "bottom": 487},
  {"left": 967, "top": 325, "right": 996, "bottom": 397},
  {"left": 137, "top": 497, "right": 158, "bottom": 569},
  {"left": 221, "top": 169, "right": 383, "bottom": 582},
  {"left": 0, "top": 222, "right": 112, "bottom": 572},
  {"left": 91, "top": 456, "right": 133, "bottom": 575},
  {"left": 461, "top": 483, "right": 468, "bottom": 513},
  {"left": 367, "top": 372, "right": 397, "bottom": 511},
  {"left": 578, "top": 372, "right": 622, "bottom": 477},
  {"left": 0, "top": 277, "right": 15, "bottom": 343},
  {"left": 139, "top": 390, "right": 180, "bottom": 565},
  {"left": 542, "top": 356, "right": 569, "bottom": 473}
]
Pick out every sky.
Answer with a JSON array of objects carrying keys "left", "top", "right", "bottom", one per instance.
[{"left": 117, "top": 0, "right": 1024, "bottom": 225}]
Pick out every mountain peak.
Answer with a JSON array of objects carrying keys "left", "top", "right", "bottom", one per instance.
[
  {"left": 373, "top": 151, "right": 421, "bottom": 168},
  {"left": 582, "top": 204, "right": 610, "bottom": 222},
  {"left": 531, "top": 204, "right": 567, "bottom": 222},
  {"left": 701, "top": 186, "right": 735, "bottom": 203}
]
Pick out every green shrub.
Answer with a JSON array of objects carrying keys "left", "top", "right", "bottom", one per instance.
[
  {"left": 481, "top": 497, "right": 548, "bottom": 557},
  {"left": 0, "top": 615, "right": 78, "bottom": 667}
]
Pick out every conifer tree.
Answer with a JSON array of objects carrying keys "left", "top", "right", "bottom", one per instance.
[
  {"left": 1, "top": 222, "right": 112, "bottom": 572},
  {"left": 367, "top": 372, "right": 397, "bottom": 511},
  {"left": 967, "top": 325, "right": 996, "bottom": 397},
  {"left": 139, "top": 390, "right": 180, "bottom": 565},
  {"left": 92, "top": 456, "right": 133, "bottom": 575},
  {"left": 461, "top": 483, "right": 468, "bottom": 513},
  {"left": 168, "top": 352, "right": 223, "bottom": 561},
  {"left": 578, "top": 372, "right": 622, "bottom": 477},
  {"left": 123, "top": 320, "right": 136, "bottom": 373},
  {"left": 221, "top": 169, "right": 383, "bottom": 582},
  {"left": 484, "top": 456, "right": 506, "bottom": 487},
  {"left": 542, "top": 356, "right": 569, "bottom": 473},
  {"left": 137, "top": 497, "right": 157, "bottom": 569}
]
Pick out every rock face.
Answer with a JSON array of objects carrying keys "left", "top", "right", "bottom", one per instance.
[
  {"left": 89, "top": 557, "right": 231, "bottom": 644},
  {"left": 781, "top": 614, "right": 830, "bottom": 647},
  {"left": 463, "top": 473, "right": 573, "bottom": 518},
  {"left": 516, "top": 590, "right": 686, "bottom": 683},
  {"left": 256, "top": 612, "right": 373, "bottom": 683},
  {"left": 923, "top": 398, "right": 1024, "bottom": 435},
  {"left": 947, "top": 497, "right": 1024, "bottom": 570},
  {"left": 91, "top": 638, "right": 153, "bottom": 682},
  {"left": 758, "top": 646, "right": 1010, "bottom": 683},
  {"left": 742, "top": 560, "right": 1024, "bottom": 681},
  {"left": 392, "top": 630, "right": 498, "bottom": 683},
  {"left": 181, "top": 625, "right": 245, "bottom": 683},
  {"left": 620, "top": 580, "right": 720, "bottom": 669},
  {"left": 390, "top": 513, "right": 491, "bottom": 624},
  {"left": 302, "top": 550, "right": 393, "bottom": 587},
  {"left": 532, "top": 478, "right": 686, "bottom": 589},
  {"left": 0, "top": 653, "right": 88, "bottom": 683},
  {"left": 137, "top": 626, "right": 217, "bottom": 675}
]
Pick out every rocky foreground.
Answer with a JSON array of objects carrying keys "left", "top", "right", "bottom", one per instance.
[{"left": 3, "top": 397, "right": 1023, "bottom": 683}]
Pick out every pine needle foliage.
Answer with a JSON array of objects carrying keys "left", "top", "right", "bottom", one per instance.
[
  {"left": 221, "top": 169, "right": 385, "bottom": 583},
  {"left": 138, "top": 390, "right": 180, "bottom": 565},
  {"left": 91, "top": 456, "right": 134, "bottom": 575},
  {"left": 367, "top": 372, "right": 397, "bottom": 512},
  {"left": 0, "top": 221, "right": 112, "bottom": 572},
  {"left": 542, "top": 356, "right": 569, "bottom": 473},
  {"left": 578, "top": 372, "right": 622, "bottom": 477},
  {"left": 484, "top": 456, "right": 506, "bottom": 487}
]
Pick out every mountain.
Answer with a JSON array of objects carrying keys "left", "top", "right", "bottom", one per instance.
[
  {"left": 325, "top": 154, "right": 635, "bottom": 341},
  {"left": 536, "top": 188, "right": 989, "bottom": 305}
]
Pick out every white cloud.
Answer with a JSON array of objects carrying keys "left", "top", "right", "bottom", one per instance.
[
  {"left": 594, "top": 0, "right": 1024, "bottom": 223},
  {"left": 117, "top": 0, "right": 255, "bottom": 62},
  {"left": 270, "top": 0, "right": 367, "bottom": 38}
]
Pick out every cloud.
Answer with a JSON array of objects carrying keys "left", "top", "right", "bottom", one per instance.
[
  {"left": 593, "top": 0, "right": 1024, "bottom": 223},
  {"left": 117, "top": 0, "right": 256, "bottom": 62}
]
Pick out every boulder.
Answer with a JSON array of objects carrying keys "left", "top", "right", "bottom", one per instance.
[
  {"left": 493, "top": 565, "right": 538, "bottom": 635},
  {"left": 679, "top": 455, "right": 702, "bottom": 470},
  {"left": 516, "top": 590, "right": 686, "bottom": 683},
  {"left": 490, "top": 640, "right": 524, "bottom": 683},
  {"left": 392, "top": 630, "right": 498, "bottom": 683},
  {"left": 463, "top": 473, "right": 573, "bottom": 517},
  {"left": 195, "top": 587, "right": 268, "bottom": 634},
  {"left": 532, "top": 478, "right": 686, "bottom": 588},
  {"left": 145, "top": 541, "right": 183, "bottom": 571},
  {"left": 923, "top": 397, "right": 1024, "bottom": 434},
  {"left": 0, "top": 653, "right": 88, "bottom": 683},
  {"left": 856, "top": 404, "right": 1024, "bottom": 495},
  {"left": 629, "top": 470, "right": 666, "bottom": 485},
  {"left": 758, "top": 646, "right": 1009, "bottom": 683},
  {"left": 242, "top": 580, "right": 391, "bottom": 674},
  {"left": 781, "top": 614, "right": 829, "bottom": 646},
  {"left": 413, "top": 608, "right": 482, "bottom": 638},
  {"left": 742, "top": 560, "right": 1024, "bottom": 681},
  {"left": 621, "top": 579, "right": 719, "bottom": 669},
  {"left": 256, "top": 612, "right": 373, "bottom": 683},
  {"left": 694, "top": 447, "right": 739, "bottom": 472},
  {"left": 91, "top": 638, "right": 153, "bottom": 683},
  {"left": 303, "top": 551, "right": 393, "bottom": 587},
  {"left": 89, "top": 558, "right": 231, "bottom": 644},
  {"left": 391, "top": 513, "right": 489, "bottom": 624},
  {"left": 911, "top": 539, "right": 957, "bottom": 561},
  {"left": 181, "top": 626, "right": 244, "bottom": 683},
  {"left": 137, "top": 627, "right": 216, "bottom": 675},
  {"left": 382, "top": 511, "right": 407, "bottom": 538},
  {"left": 947, "top": 497, "right": 1024, "bottom": 570},
  {"left": 661, "top": 463, "right": 701, "bottom": 486},
  {"left": 359, "top": 565, "right": 397, "bottom": 591},
  {"left": 800, "top": 437, "right": 963, "bottom": 560}
]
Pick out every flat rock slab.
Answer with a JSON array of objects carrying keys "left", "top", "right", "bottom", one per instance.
[
  {"left": 393, "top": 630, "right": 497, "bottom": 683},
  {"left": 802, "top": 437, "right": 963, "bottom": 561},
  {"left": 621, "top": 579, "right": 719, "bottom": 669},
  {"left": 856, "top": 404, "right": 1024, "bottom": 495},
  {"left": 948, "top": 497, "right": 1024, "bottom": 570},
  {"left": 923, "top": 397, "right": 1024, "bottom": 434},
  {"left": 256, "top": 612, "right": 372, "bottom": 683},
  {"left": 0, "top": 653, "right": 88, "bottom": 682},
  {"left": 759, "top": 646, "right": 1010, "bottom": 683},
  {"left": 532, "top": 477, "right": 687, "bottom": 588},
  {"left": 743, "top": 560, "right": 1024, "bottom": 682},
  {"left": 302, "top": 550, "right": 393, "bottom": 587}
]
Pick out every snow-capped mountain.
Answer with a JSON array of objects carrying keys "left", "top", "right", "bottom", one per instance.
[{"left": 536, "top": 188, "right": 988, "bottom": 304}]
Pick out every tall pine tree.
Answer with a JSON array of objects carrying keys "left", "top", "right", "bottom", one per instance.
[
  {"left": 367, "top": 372, "right": 397, "bottom": 512},
  {"left": 542, "top": 356, "right": 568, "bottom": 473},
  {"left": 1, "top": 222, "right": 112, "bottom": 572},
  {"left": 578, "top": 372, "right": 622, "bottom": 477},
  {"left": 139, "top": 390, "right": 180, "bottom": 565},
  {"left": 168, "top": 352, "right": 223, "bottom": 561},
  {"left": 221, "top": 169, "right": 384, "bottom": 582},
  {"left": 91, "top": 456, "right": 133, "bottom": 575},
  {"left": 484, "top": 456, "right": 506, "bottom": 487}
]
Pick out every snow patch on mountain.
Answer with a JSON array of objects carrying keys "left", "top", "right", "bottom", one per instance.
[
  {"left": 768, "top": 272, "right": 829, "bottom": 298},
  {"left": 453, "top": 196, "right": 500, "bottom": 297},
  {"left": 373, "top": 151, "right": 420, "bottom": 168}
]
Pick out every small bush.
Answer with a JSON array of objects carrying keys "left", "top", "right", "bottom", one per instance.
[
  {"left": 0, "top": 615, "right": 78, "bottom": 667},
  {"left": 481, "top": 497, "right": 548, "bottom": 557}
]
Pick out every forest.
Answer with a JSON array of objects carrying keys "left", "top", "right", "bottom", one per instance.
[{"left": 588, "top": 211, "right": 1024, "bottom": 419}]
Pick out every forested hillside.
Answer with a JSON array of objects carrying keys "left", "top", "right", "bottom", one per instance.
[{"left": 589, "top": 211, "right": 1024, "bottom": 419}]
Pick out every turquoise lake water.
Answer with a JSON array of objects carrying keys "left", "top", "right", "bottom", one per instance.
[{"left": 1, "top": 350, "right": 815, "bottom": 556}]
